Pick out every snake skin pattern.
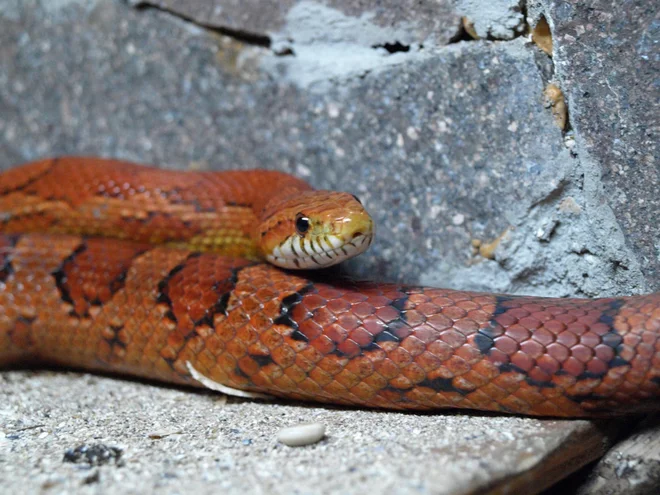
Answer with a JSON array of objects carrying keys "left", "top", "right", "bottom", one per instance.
[
  {"left": 1, "top": 233, "right": 658, "bottom": 417},
  {"left": 0, "top": 158, "right": 658, "bottom": 416}
]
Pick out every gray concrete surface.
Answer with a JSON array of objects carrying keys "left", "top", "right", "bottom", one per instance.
[
  {"left": 0, "top": 370, "right": 618, "bottom": 494},
  {"left": 0, "top": 0, "right": 658, "bottom": 493}
]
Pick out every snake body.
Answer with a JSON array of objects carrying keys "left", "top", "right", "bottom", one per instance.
[{"left": 1, "top": 158, "right": 659, "bottom": 417}]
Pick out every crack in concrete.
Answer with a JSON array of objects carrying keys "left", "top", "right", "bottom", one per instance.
[{"left": 128, "top": 0, "right": 273, "bottom": 49}]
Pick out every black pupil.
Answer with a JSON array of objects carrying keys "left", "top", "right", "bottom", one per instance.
[{"left": 296, "top": 215, "right": 310, "bottom": 234}]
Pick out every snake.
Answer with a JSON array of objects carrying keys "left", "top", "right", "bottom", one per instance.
[{"left": 0, "top": 157, "right": 658, "bottom": 417}]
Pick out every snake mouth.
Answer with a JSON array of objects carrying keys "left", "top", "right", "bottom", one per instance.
[{"left": 266, "top": 232, "right": 373, "bottom": 269}]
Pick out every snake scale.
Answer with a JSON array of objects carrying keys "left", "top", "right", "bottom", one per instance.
[{"left": 0, "top": 157, "right": 658, "bottom": 417}]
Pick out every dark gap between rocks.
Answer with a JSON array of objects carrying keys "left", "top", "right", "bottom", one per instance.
[{"left": 371, "top": 41, "right": 411, "bottom": 54}]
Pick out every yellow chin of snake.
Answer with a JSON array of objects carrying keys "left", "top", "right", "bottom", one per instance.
[{"left": 265, "top": 207, "right": 374, "bottom": 269}]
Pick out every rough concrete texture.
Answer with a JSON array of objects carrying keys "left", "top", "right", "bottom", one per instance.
[
  {"left": 0, "top": 371, "right": 616, "bottom": 494},
  {"left": 454, "top": 0, "right": 526, "bottom": 39},
  {"left": 529, "top": 0, "right": 660, "bottom": 289},
  {"left": 0, "top": 0, "right": 659, "bottom": 493},
  {"left": 128, "top": 0, "right": 462, "bottom": 47}
]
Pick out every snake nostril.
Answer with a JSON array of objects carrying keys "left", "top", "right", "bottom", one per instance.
[{"left": 352, "top": 231, "right": 363, "bottom": 239}]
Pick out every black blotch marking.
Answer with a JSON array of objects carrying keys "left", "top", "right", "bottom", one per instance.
[
  {"left": 155, "top": 253, "right": 204, "bottom": 324},
  {"left": 418, "top": 376, "right": 470, "bottom": 395},
  {"left": 651, "top": 376, "right": 660, "bottom": 386},
  {"left": 498, "top": 362, "right": 525, "bottom": 374},
  {"left": 273, "top": 283, "right": 315, "bottom": 332},
  {"left": 476, "top": 295, "right": 513, "bottom": 355},
  {"left": 592, "top": 298, "right": 630, "bottom": 372},
  {"left": 104, "top": 324, "right": 127, "bottom": 349},
  {"left": 0, "top": 235, "right": 19, "bottom": 282},
  {"left": 249, "top": 354, "right": 274, "bottom": 367},
  {"left": 52, "top": 242, "right": 88, "bottom": 307},
  {"left": 525, "top": 377, "right": 556, "bottom": 389},
  {"left": 381, "top": 290, "right": 411, "bottom": 339},
  {"left": 498, "top": 362, "right": 555, "bottom": 388},
  {"left": 0, "top": 159, "right": 57, "bottom": 197},
  {"left": 235, "top": 366, "right": 249, "bottom": 379}
]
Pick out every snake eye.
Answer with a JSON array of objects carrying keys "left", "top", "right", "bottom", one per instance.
[{"left": 295, "top": 214, "right": 310, "bottom": 235}]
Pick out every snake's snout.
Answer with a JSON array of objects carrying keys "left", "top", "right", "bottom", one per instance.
[{"left": 259, "top": 191, "right": 374, "bottom": 269}]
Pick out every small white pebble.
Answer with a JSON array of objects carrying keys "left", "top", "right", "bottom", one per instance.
[
  {"left": 452, "top": 213, "right": 465, "bottom": 226},
  {"left": 277, "top": 423, "right": 326, "bottom": 447},
  {"left": 406, "top": 127, "right": 419, "bottom": 140}
]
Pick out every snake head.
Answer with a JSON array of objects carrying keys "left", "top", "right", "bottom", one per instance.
[{"left": 257, "top": 190, "right": 374, "bottom": 269}]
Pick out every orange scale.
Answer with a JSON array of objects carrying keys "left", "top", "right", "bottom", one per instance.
[
  {"left": 635, "top": 343, "right": 655, "bottom": 360},
  {"left": 345, "top": 355, "right": 375, "bottom": 378},
  {"left": 439, "top": 329, "right": 467, "bottom": 348},
  {"left": 527, "top": 366, "right": 552, "bottom": 384},
  {"left": 311, "top": 335, "right": 338, "bottom": 356},
  {"left": 404, "top": 309, "right": 426, "bottom": 327},
  {"left": 519, "top": 339, "right": 545, "bottom": 359},
  {"left": 562, "top": 356, "right": 585, "bottom": 376},
  {"left": 336, "top": 339, "right": 361, "bottom": 358},
  {"left": 494, "top": 335, "right": 518, "bottom": 355},
  {"left": 389, "top": 375, "right": 413, "bottom": 390},
  {"left": 536, "top": 354, "right": 560, "bottom": 375},
  {"left": 327, "top": 298, "right": 352, "bottom": 315},
  {"left": 401, "top": 362, "right": 425, "bottom": 383},
  {"left": 352, "top": 302, "right": 376, "bottom": 319},
  {"left": 375, "top": 305, "right": 401, "bottom": 323},
  {"left": 466, "top": 309, "right": 490, "bottom": 323},
  {"left": 258, "top": 327, "right": 284, "bottom": 350},
  {"left": 585, "top": 357, "right": 607, "bottom": 376},
  {"left": 494, "top": 312, "right": 518, "bottom": 327},
  {"left": 414, "top": 351, "right": 442, "bottom": 372},
  {"left": 510, "top": 351, "right": 534, "bottom": 372},
  {"left": 429, "top": 296, "right": 454, "bottom": 308},
  {"left": 641, "top": 330, "right": 659, "bottom": 345},
  {"left": 365, "top": 295, "right": 391, "bottom": 308},
  {"left": 388, "top": 346, "right": 413, "bottom": 366},
  {"left": 308, "top": 366, "right": 333, "bottom": 387},
  {"left": 417, "top": 302, "right": 442, "bottom": 316},
  {"left": 408, "top": 293, "right": 431, "bottom": 305},
  {"left": 623, "top": 333, "right": 642, "bottom": 348},
  {"left": 297, "top": 319, "right": 323, "bottom": 341},
  {"left": 283, "top": 364, "right": 307, "bottom": 384},
  {"left": 453, "top": 318, "right": 479, "bottom": 334},
  {"left": 410, "top": 325, "right": 439, "bottom": 345},
  {"left": 444, "top": 355, "right": 470, "bottom": 375},
  {"left": 518, "top": 317, "right": 542, "bottom": 331},
  {"left": 347, "top": 326, "right": 373, "bottom": 346},
  {"left": 337, "top": 313, "right": 361, "bottom": 332},
  {"left": 455, "top": 300, "right": 480, "bottom": 312},
  {"left": 441, "top": 305, "right": 467, "bottom": 320},
  {"left": 314, "top": 307, "right": 337, "bottom": 327},
  {"left": 426, "top": 313, "right": 453, "bottom": 331},
  {"left": 270, "top": 344, "right": 296, "bottom": 368},
  {"left": 342, "top": 292, "right": 369, "bottom": 305},
  {"left": 334, "top": 368, "right": 360, "bottom": 389},
  {"left": 374, "top": 358, "right": 401, "bottom": 380},
  {"left": 426, "top": 340, "right": 454, "bottom": 361},
  {"left": 401, "top": 336, "right": 426, "bottom": 357},
  {"left": 453, "top": 344, "right": 482, "bottom": 363},
  {"left": 505, "top": 324, "right": 531, "bottom": 343}
]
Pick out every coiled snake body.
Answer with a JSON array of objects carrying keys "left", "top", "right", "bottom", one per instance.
[{"left": 0, "top": 157, "right": 658, "bottom": 417}]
